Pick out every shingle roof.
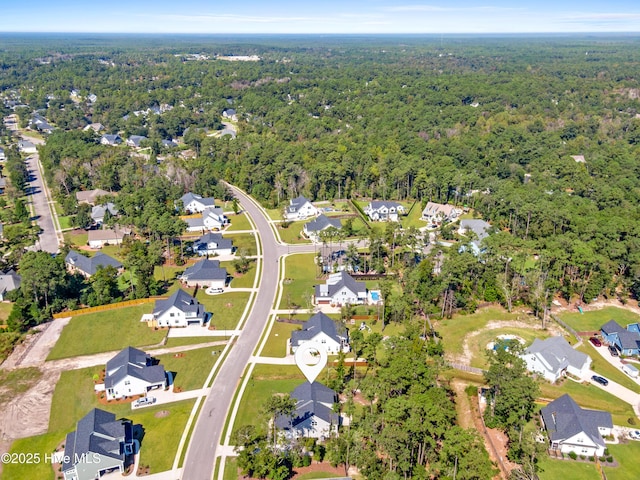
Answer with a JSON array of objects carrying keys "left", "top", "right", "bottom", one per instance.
[
  {"left": 541, "top": 394, "right": 612, "bottom": 448},
  {"left": 195, "top": 232, "right": 233, "bottom": 251},
  {"left": 315, "top": 271, "right": 366, "bottom": 299},
  {"left": 287, "top": 196, "right": 311, "bottom": 213},
  {"left": 65, "top": 251, "right": 122, "bottom": 276},
  {"left": 601, "top": 319, "right": 625, "bottom": 335},
  {"left": 459, "top": 219, "right": 492, "bottom": 242},
  {"left": 275, "top": 382, "right": 338, "bottom": 429},
  {"left": 91, "top": 202, "right": 118, "bottom": 221},
  {"left": 369, "top": 200, "right": 401, "bottom": 211},
  {"left": 181, "top": 259, "right": 228, "bottom": 282},
  {"left": 525, "top": 336, "right": 589, "bottom": 372},
  {"left": 304, "top": 214, "right": 342, "bottom": 233},
  {"left": 0, "top": 270, "right": 21, "bottom": 295},
  {"left": 180, "top": 192, "right": 216, "bottom": 209},
  {"left": 104, "top": 346, "right": 165, "bottom": 389},
  {"left": 154, "top": 289, "right": 205, "bottom": 317},
  {"left": 291, "top": 312, "right": 347, "bottom": 348},
  {"left": 75, "top": 188, "right": 110, "bottom": 205}
]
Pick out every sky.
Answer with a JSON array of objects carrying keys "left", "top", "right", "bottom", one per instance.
[{"left": 1, "top": 1, "right": 640, "bottom": 34}]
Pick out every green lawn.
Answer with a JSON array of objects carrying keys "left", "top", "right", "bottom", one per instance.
[
  {"left": 537, "top": 455, "right": 600, "bottom": 480},
  {"left": 63, "top": 231, "right": 88, "bottom": 247},
  {"left": 157, "top": 346, "right": 224, "bottom": 391},
  {"left": 576, "top": 342, "right": 640, "bottom": 393},
  {"left": 558, "top": 307, "right": 640, "bottom": 333},
  {"left": 226, "top": 232, "right": 257, "bottom": 256},
  {"left": 266, "top": 208, "right": 283, "bottom": 221},
  {"left": 436, "top": 307, "right": 527, "bottom": 357},
  {"left": 223, "top": 457, "right": 239, "bottom": 480},
  {"left": 468, "top": 327, "right": 555, "bottom": 369},
  {"left": 162, "top": 337, "right": 229, "bottom": 348},
  {"left": 226, "top": 212, "right": 253, "bottom": 231},
  {"left": 279, "top": 253, "right": 319, "bottom": 309},
  {"left": 260, "top": 321, "right": 301, "bottom": 357},
  {"left": 195, "top": 290, "right": 252, "bottom": 330},
  {"left": 277, "top": 220, "right": 311, "bottom": 244},
  {"left": 401, "top": 200, "right": 424, "bottom": 229},
  {"left": 46, "top": 304, "right": 164, "bottom": 360},
  {"left": 539, "top": 379, "right": 637, "bottom": 426},
  {"left": 232, "top": 364, "right": 306, "bottom": 437},
  {"left": 221, "top": 259, "right": 257, "bottom": 288},
  {"left": 605, "top": 442, "right": 640, "bottom": 480},
  {"left": 1, "top": 431, "right": 61, "bottom": 480},
  {"left": 0, "top": 301, "right": 13, "bottom": 322},
  {"left": 58, "top": 215, "right": 73, "bottom": 229}
]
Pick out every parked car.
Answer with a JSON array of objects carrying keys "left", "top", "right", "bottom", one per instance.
[
  {"left": 608, "top": 345, "right": 619, "bottom": 357},
  {"left": 589, "top": 337, "right": 602, "bottom": 347},
  {"left": 591, "top": 375, "right": 609, "bottom": 386},
  {"left": 134, "top": 396, "right": 156, "bottom": 407},
  {"left": 629, "top": 430, "right": 640, "bottom": 440}
]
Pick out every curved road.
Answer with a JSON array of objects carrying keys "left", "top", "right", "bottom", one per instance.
[{"left": 181, "top": 185, "right": 290, "bottom": 480}]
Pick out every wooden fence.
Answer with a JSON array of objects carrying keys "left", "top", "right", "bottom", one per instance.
[{"left": 52, "top": 297, "right": 167, "bottom": 319}]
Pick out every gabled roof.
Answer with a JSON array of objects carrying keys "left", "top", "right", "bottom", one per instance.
[
  {"left": 104, "top": 346, "right": 165, "bottom": 389},
  {"left": 101, "top": 134, "right": 121, "bottom": 145},
  {"left": 304, "top": 214, "right": 342, "bottom": 233},
  {"left": 368, "top": 200, "right": 402, "bottom": 211},
  {"left": 195, "top": 232, "right": 233, "bottom": 250},
  {"left": 315, "top": 271, "right": 366, "bottom": 299},
  {"left": 65, "top": 251, "right": 122, "bottom": 276},
  {"left": 202, "top": 206, "right": 226, "bottom": 219},
  {"left": 275, "top": 382, "right": 338, "bottom": 429},
  {"left": 154, "top": 289, "right": 206, "bottom": 317},
  {"left": 0, "top": 270, "right": 21, "bottom": 294},
  {"left": 287, "top": 196, "right": 312, "bottom": 213},
  {"left": 87, "top": 227, "right": 130, "bottom": 243},
  {"left": 62, "top": 408, "right": 130, "bottom": 473},
  {"left": 601, "top": 320, "right": 640, "bottom": 350},
  {"left": 422, "top": 201, "right": 458, "bottom": 217},
  {"left": 541, "top": 394, "right": 612, "bottom": 448},
  {"left": 291, "top": 312, "right": 347, "bottom": 348},
  {"left": 459, "top": 219, "right": 492, "bottom": 242},
  {"left": 525, "top": 337, "right": 589, "bottom": 373},
  {"left": 91, "top": 202, "right": 118, "bottom": 221},
  {"left": 181, "top": 259, "right": 228, "bottom": 282},
  {"left": 185, "top": 217, "right": 205, "bottom": 229},
  {"left": 180, "top": 192, "right": 215, "bottom": 209},
  {"left": 601, "top": 319, "right": 625, "bottom": 335},
  {"left": 75, "top": 188, "right": 110, "bottom": 205},
  {"left": 127, "top": 135, "right": 147, "bottom": 147}
]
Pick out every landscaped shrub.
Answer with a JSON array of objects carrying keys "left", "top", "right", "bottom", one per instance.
[
  {"left": 628, "top": 417, "right": 636, "bottom": 425},
  {"left": 589, "top": 456, "right": 595, "bottom": 462},
  {"left": 604, "top": 448, "right": 609, "bottom": 455},
  {"left": 568, "top": 451, "right": 577, "bottom": 460},
  {"left": 599, "top": 457, "right": 606, "bottom": 462},
  {"left": 606, "top": 456, "right": 613, "bottom": 463},
  {"left": 465, "top": 385, "right": 478, "bottom": 397}
]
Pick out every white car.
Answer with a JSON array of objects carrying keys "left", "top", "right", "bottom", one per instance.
[
  {"left": 134, "top": 397, "right": 156, "bottom": 407},
  {"left": 629, "top": 430, "right": 640, "bottom": 440}
]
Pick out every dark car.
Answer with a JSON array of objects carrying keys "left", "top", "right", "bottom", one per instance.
[
  {"left": 608, "top": 345, "right": 619, "bottom": 357},
  {"left": 591, "top": 375, "right": 609, "bottom": 386},
  {"left": 589, "top": 337, "right": 602, "bottom": 347}
]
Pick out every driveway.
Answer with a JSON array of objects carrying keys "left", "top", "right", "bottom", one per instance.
[{"left": 580, "top": 369, "right": 640, "bottom": 416}]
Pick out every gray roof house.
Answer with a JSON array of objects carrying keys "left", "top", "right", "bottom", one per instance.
[
  {"left": 65, "top": 251, "right": 122, "bottom": 278},
  {"left": 364, "top": 200, "right": 405, "bottom": 222},
  {"left": 541, "top": 394, "right": 612, "bottom": 457},
  {"left": 314, "top": 271, "right": 367, "bottom": 306},
  {"left": 421, "top": 202, "right": 462, "bottom": 224},
  {"left": 179, "top": 259, "right": 228, "bottom": 289},
  {"left": 100, "top": 134, "right": 122, "bottom": 146},
  {"left": 91, "top": 202, "right": 118, "bottom": 225},
  {"left": 521, "top": 336, "right": 591, "bottom": 383},
  {"left": 194, "top": 232, "right": 234, "bottom": 256},
  {"left": 62, "top": 408, "right": 134, "bottom": 480},
  {"left": 143, "top": 289, "right": 208, "bottom": 327},
  {"left": 303, "top": 214, "right": 342, "bottom": 240},
  {"left": 0, "top": 270, "right": 21, "bottom": 301},
  {"left": 458, "top": 219, "right": 492, "bottom": 254},
  {"left": 18, "top": 140, "right": 37, "bottom": 153},
  {"left": 104, "top": 346, "right": 166, "bottom": 400},
  {"left": 180, "top": 192, "right": 216, "bottom": 213},
  {"left": 126, "top": 135, "right": 147, "bottom": 148},
  {"left": 600, "top": 319, "right": 640, "bottom": 356},
  {"left": 290, "top": 312, "right": 349, "bottom": 354},
  {"left": 284, "top": 196, "right": 319, "bottom": 221},
  {"left": 76, "top": 188, "right": 110, "bottom": 205},
  {"left": 276, "top": 382, "right": 339, "bottom": 440}
]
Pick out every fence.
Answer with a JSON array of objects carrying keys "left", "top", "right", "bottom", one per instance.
[
  {"left": 52, "top": 297, "right": 167, "bottom": 319},
  {"left": 448, "top": 361, "right": 486, "bottom": 375},
  {"left": 550, "top": 314, "right": 581, "bottom": 343}
]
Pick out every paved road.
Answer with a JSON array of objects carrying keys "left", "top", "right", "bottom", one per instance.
[{"left": 180, "top": 185, "right": 288, "bottom": 480}]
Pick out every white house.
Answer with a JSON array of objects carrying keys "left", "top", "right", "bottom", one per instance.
[
  {"left": 179, "top": 259, "right": 228, "bottom": 289},
  {"left": 0, "top": 147, "right": 5, "bottom": 161},
  {"left": 521, "top": 336, "right": 591, "bottom": 383},
  {"left": 91, "top": 202, "right": 118, "bottom": 225},
  {"left": 18, "top": 140, "right": 37, "bottom": 154},
  {"left": 290, "top": 312, "right": 349, "bottom": 354},
  {"left": 103, "top": 347, "right": 166, "bottom": 400},
  {"left": 100, "top": 134, "right": 122, "bottom": 146},
  {"left": 275, "top": 382, "right": 339, "bottom": 440},
  {"left": 314, "top": 271, "right": 367, "bottom": 306},
  {"left": 421, "top": 202, "right": 462, "bottom": 224},
  {"left": 303, "top": 214, "right": 342, "bottom": 241},
  {"left": 458, "top": 219, "right": 493, "bottom": 255},
  {"left": 142, "top": 289, "right": 208, "bottom": 327},
  {"left": 184, "top": 207, "right": 229, "bottom": 232},
  {"left": 180, "top": 192, "right": 216, "bottom": 213},
  {"left": 193, "top": 232, "right": 234, "bottom": 256},
  {"left": 541, "top": 394, "right": 612, "bottom": 457},
  {"left": 62, "top": 409, "right": 134, "bottom": 480},
  {"left": 87, "top": 227, "right": 131, "bottom": 249},
  {"left": 364, "top": 200, "right": 405, "bottom": 222},
  {"left": 284, "top": 196, "right": 319, "bottom": 221},
  {"left": 126, "top": 135, "right": 147, "bottom": 148}
]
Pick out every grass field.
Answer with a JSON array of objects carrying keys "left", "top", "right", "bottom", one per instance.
[
  {"left": 276, "top": 221, "right": 311, "bottom": 244},
  {"left": 58, "top": 215, "right": 73, "bottom": 229},
  {"left": 279, "top": 253, "right": 319, "bottom": 309},
  {"left": 226, "top": 212, "right": 253, "bottom": 231},
  {"left": 223, "top": 457, "right": 239, "bottom": 480},
  {"left": 558, "top": 307, "right": 640, "bottom": 333},
  {"left": 468, "top": 326, "right": 555, "bottom": 369},
  {"left": 537, "top": 455, "right": 600, "bottom": 480},
  {"left": 576, "top": 342, "right": 640, "bottom": 393},
  {"left": 226, "top": 232, "right": 257, "bottom": 256},
  {"left": 1, "top": 431, "right": 61, "bottom": 480},
  {"left": 232, "top": 364, "right": 306, "bottom": 437},
  {"left": 46, "top": 304, "right": 163, "bottom": 360},
  {"left": 260, "top": 321, "right": 301, "bottom": 357},
  {"left": 156, "top": 346, "right": 224, "bottom": 391},
  {"left": 221, "top": 259, "right": 257, "bottom": 288},
  {"left": 195, "top": 291, "right": 251, "bottom": 330},
  {"left": 400, "top": 200, "right": 424, "bottom": 229},
  {"left": 64, "top": 231, "right": 88, "bottom": 247},
  {"left": 435, "top": 307, "right": 528, "bottom": 357},
  {"left": 0, "top": 302, "right": 13, "bottom": 322},
  {"left": 604, "top": 442, "right": 640, "bottom": 480}
]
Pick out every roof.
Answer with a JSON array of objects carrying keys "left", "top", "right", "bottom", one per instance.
[
  {"left": 104, "top": 346, "right": 165, "bottom": 389},
  {"left": 601, "top": 319, "right": 626, "bottom": 336},
  {"left": 127, "top": 135, "right": 147, "bottom": 147},
  {"left": 195, "top": 232, "right": 233, "bottom": 251},
  {"left": 291, "top": 312, "right": 347, "bottom": 348},
  {"left": 459, "top": 219, "right": 492, "bottom": 242},
  {"left": 422, "top": 202, "right": 458, "bottom": 217},
  {"left": 287, "top": 196, "right": 312, "bottom": 214},
  {"left": 541, "top": 394, "right": 612, "bottom": 448},
  {"left": 91, "top": 202, "right": 118, "bottom": 221},
  {"left": 62, "top": 408, "right": 129, "bottom": 473},
  {"left": 181, "top": 259, "right": 228, "bottom": 282},
  {"left": 0, "top": 270, "right": 21, "bottom": 294},
  {"left": 525, "top": 337, "right": 590, "bottom": 372},
  {"left": 88, "top": 227, "right": 130, "bottom": 243},
  {"left": 180, "top": 192, "right": 216, "bottom": 209},
  {"left": 101, "top": 134, "right": 121, "bottom": 144},
  {"left": 185, "top": 217, "right": 205, "bottom": 229},
  {"left": 76, "top": 188, "right": 110, "bottom": 205},
  {"left": 315, "top": 271, "right": 366, "bottom": 299},
  {"left": 275, "top": 382, "right": 338, "bottom": 429},
  {"left": 304, "top": 214, "right": 342, "bottom": 233},
  {"left": 65, "top": 251, "right": 122, "bottom": 276},
  {"left": 154, "top": 289, "right": 206, "bottom": 317},
  {"left": 368, "top": 200, "right": 402, "bottom": 211}
]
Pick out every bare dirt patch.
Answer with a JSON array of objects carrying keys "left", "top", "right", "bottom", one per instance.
[{"left": 154, "top": 410, "right": 170, "bottom": 418}]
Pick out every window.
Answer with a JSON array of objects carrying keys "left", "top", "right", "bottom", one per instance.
[
  {"left": 124, "top": 381, "right": 130, "bottom": 385},
  {"left": 170, "top": 313, "right": 175, "bottom": 317}
]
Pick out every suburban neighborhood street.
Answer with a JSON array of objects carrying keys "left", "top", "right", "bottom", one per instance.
[{"left": 180, "top": 185, "right": 290, "bottom": 480}]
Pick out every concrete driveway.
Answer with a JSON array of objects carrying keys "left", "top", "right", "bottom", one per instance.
[{"left": 579, "top": 369, "right": 640, "bottom": 416}]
